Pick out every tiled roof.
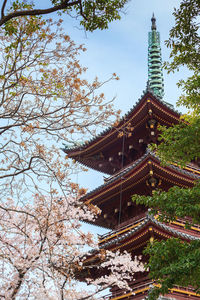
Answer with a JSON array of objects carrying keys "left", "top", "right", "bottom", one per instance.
[
  {"left": 63, "top": 87, "right": 180, "bottom": 154},
  {"left": 99, "top": 213, "right": 200, "bottom": 249},
  {"left": 80, "top": 151, "right": 150, "bottom": 201},
  {"left": 81, "top": 149, "right": 200, "bottom": 201}
]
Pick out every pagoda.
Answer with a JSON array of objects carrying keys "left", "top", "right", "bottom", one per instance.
[{"left": 64, "top": 15, "right": 200, "bottom": 300}]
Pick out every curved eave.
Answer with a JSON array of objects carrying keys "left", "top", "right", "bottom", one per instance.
[
  {"left": 79, "top": 151, "right": 200, "bottom": 229},
  {"left": 99, "top": 214, "right": 200, "bottom": 251},
  {"left": 64, "top": 90, "right": 181, "bottom": 172},
  {"left": 85, "top": 215, "right": 200, "bottom": 265},
  {"left": 82, "top": 151, "right": 200, "bottom": 205}
]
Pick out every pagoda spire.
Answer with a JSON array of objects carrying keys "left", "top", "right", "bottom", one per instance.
[{"left": 148, "top": 14, "right": 164, "bottom": 98}]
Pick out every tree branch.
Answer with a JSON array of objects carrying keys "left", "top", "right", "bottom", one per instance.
[
  {"left": 0, "top": 155, "right": 40, "bottom": 179},
  {"left": 1, "top": 0, "right": 7, "bottom": 19},
  {"left": 0, "top": 0, "right": 81, "bottom": 27},
  {"left": 10, "top": 271, "right": 25, "bottom": 299}
]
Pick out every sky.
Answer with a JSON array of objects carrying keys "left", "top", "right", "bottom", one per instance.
[
  {"left": 58, "top": 0, "right": 184, "bottom": 193},
  {"left": 36, "top": 0, "right": 185, "bottom": 236},
  {"left": 54, "top": 0, "right": 186, "bottom": 237},
  {"left": 63, "top": 0, "right": 182, "bottom": 115}
]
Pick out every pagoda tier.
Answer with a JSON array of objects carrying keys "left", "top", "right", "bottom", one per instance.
[
  {"left": 84, "top": 213, "right": 200, "bottom": 266},
  {"left": 98, "top": 213, "right": 200, "bottom": 253},
  {"left": 64, "top": 90, "right": 181, "bottom": 175},
  {"left": 83, "top": 212, "right": 200, "bottom": 300},
  {"left": 82, "top": 151, "right": 200, "bottom": 229}
]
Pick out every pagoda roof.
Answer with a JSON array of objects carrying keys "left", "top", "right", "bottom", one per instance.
[
  {"left": 96, "top": 213, "right": 200, "bottom": 299},
  {"left": 81, "top": 150, "right": 200, "bottom": 229},
  {"left": 83, "top": 150, "right": 200, "bottom": 204},
  {"left": 98, "top": 213, "right": 200, "bottom": 251},
  {"left": 64, "top": 88, "right": 181, "bottom": 174},
  {"left": 82, "top": 210, "right": 200, "bottom": 299},
  {"left": 83, "top": 212, "right": 200, "bottom": 293}
]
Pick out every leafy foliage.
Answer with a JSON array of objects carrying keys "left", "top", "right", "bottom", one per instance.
[
  {"left": 165, "top": 0, "right": 200, "bottom": 72},
  {"left": 145, "top": 239, "right": 200, "bottom": 300},
  {"left": 53, "top": 0, "right": 128, "bottom": 31},
  {"left": 0, "top": 0, "right": 129, "bottom": 31},
  {"left": 152, "top": 119, "right": 200, "bottom": 166},
  {"left": 155, "top": 0, "right": 200, "bottom": 165},
  {"left": 132, "top": 181, "right": 200, "bottom": 225}
]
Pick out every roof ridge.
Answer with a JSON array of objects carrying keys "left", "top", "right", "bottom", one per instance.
[
  {"left": 99, "top": 213, "right": 200, "bottom": 249},
  {"left": 80, "top": 150, "right": 200, "bottom": 202},
  {"left": 63, "top": 90, "right": 180, "bottom": 154}
]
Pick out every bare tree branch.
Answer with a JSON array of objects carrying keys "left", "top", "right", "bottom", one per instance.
[
  {"left": 1, "top": 0, "right": 7, "bottom": 19},
  {"left": 0, "top": 1, "right": 83, "bottom": 27}
]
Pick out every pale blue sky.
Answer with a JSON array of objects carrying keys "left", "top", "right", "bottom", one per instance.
[
  {"left": 59, "top": 0, "right": 185, "bottom": 193},
  {"left": 58, "top": 0, "right": 187, "bottom": 237},
  {"left": 61, "top": 0, "right": 182, "bottom": 115},
  {"left": 37, "top": 0, "right": 183, "bottom": 116}
]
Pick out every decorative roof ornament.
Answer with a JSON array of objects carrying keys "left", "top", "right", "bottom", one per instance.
[{"left": 148, "top": 13, "right": 164, "bottom": 98}]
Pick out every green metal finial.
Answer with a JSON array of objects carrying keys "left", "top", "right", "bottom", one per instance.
[{"left": 148, "top": 14, "right": 164, "bottom": 98}]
